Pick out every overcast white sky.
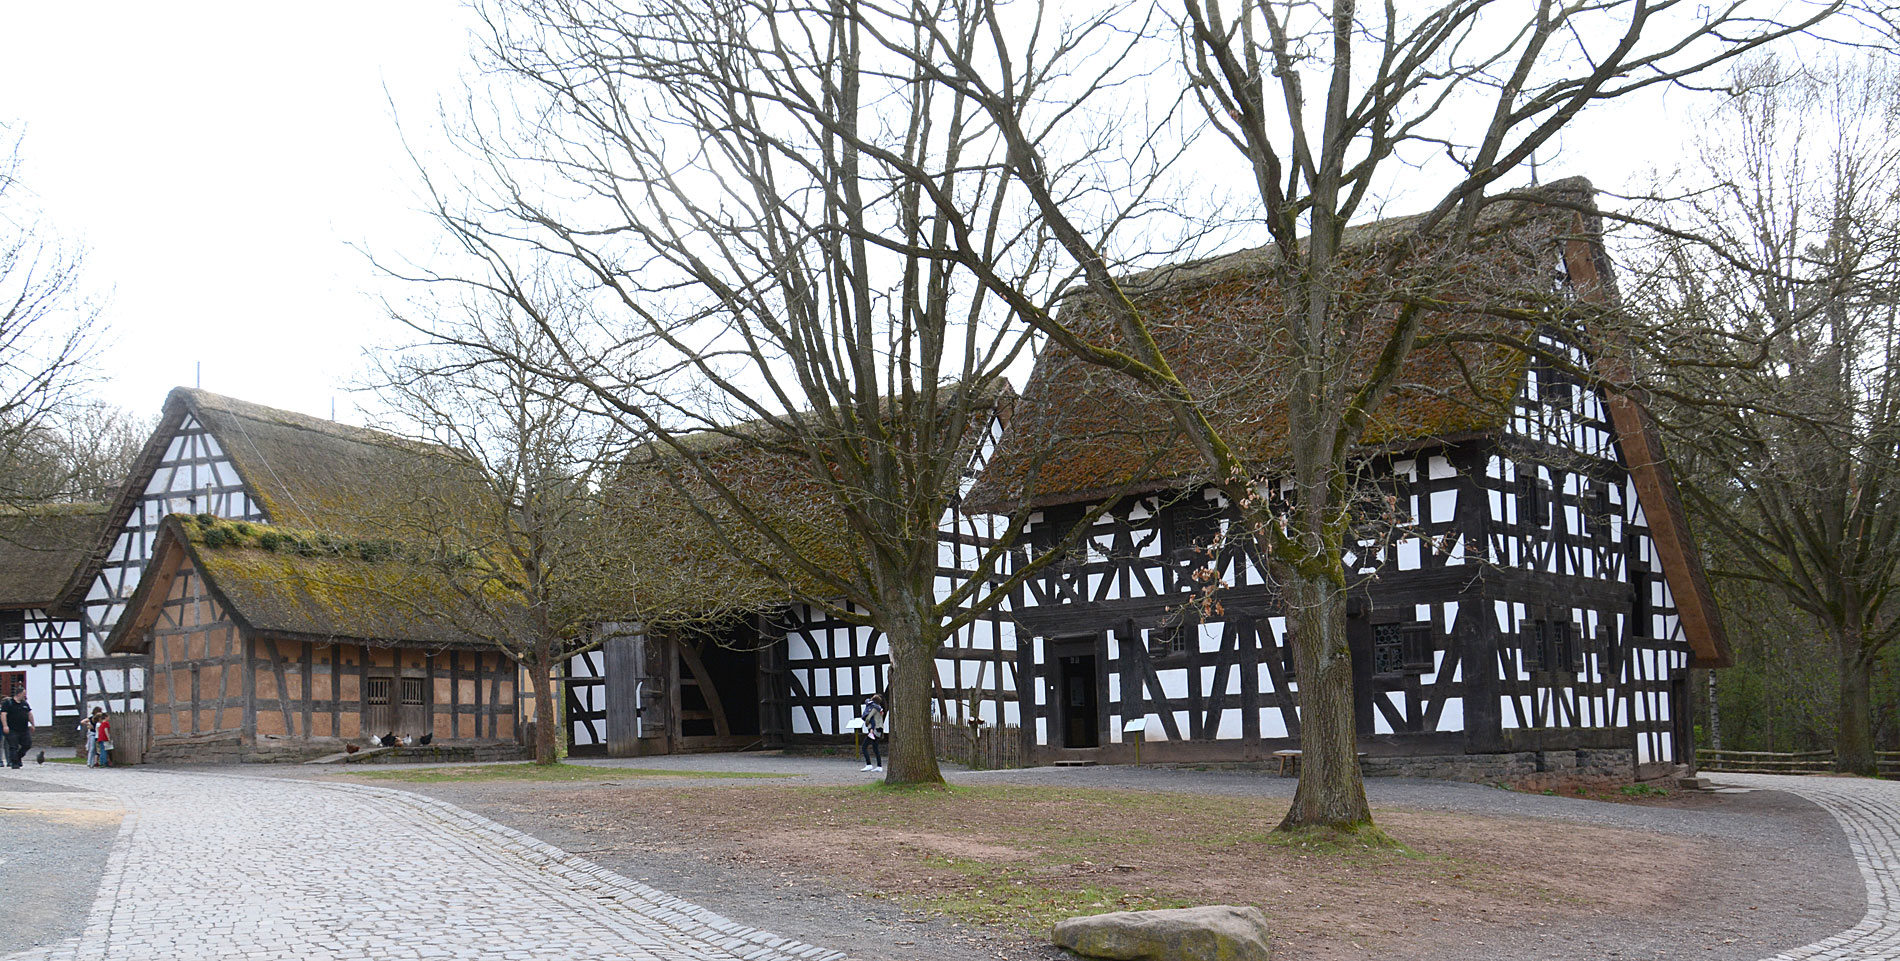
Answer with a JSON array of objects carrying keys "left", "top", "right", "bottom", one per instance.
[
  {"left": 0, "top": 3, "right": 480, "bottom": 424},
  {"left": 0, "top": 3, "right": 1713, "bottom": 430}
]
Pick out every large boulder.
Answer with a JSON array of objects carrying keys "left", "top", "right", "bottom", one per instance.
[{"left": 1051, "top": 905, "right": 1272, "bottom": 961}]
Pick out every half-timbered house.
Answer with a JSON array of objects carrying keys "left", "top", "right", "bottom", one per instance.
[
  {"left": 569, "top": 406, "right": 1022, "bottom": 756},
  {"left": 0, "top": 503, "right": 106, "bottom": 735},
  {"left": 56, "top": 388, "right": 499, "bottom": 718},
  {"left": 966, "top": 179, "right": 1724, "bottom": 781},
  {"left": 105, "top": 514, "right": 521, "bottom": 762}
]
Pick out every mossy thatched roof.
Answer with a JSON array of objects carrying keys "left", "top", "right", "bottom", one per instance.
[
  {"left": 106, "top": 515, "right": 519, "bottom": 654},
  {"left": 0, "top": 503, "right": 106, "bottom": 610},
  {"left": 608, "top": 385, "right": 1011, "bottom": 620},
  {"left": 61, "top": 388, "right": 491, "bottom": 609},
  {"left": 967, "top": 179, "right": 1596, "bottom": 510}
]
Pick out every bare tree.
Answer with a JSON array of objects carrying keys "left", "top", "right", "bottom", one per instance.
[
  {"left": 390, "top": 0, "right": 1170, "bottom": 783},
  {"left": 0, "top": 124, "right": 107, "bottom": 503},
  {"left": 1636, "top": 55, "right": 1900, "bottom": 775},
  {"left": 0, "top": 400, "right": 150, "bottom": 504},
  {"left": 367, "top": 289, "right": 634, "bottom": 765}
]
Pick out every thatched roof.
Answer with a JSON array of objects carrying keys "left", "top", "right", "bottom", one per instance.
[
  {"left": 960, "top": 178, "right": 1731, "bottom": 669},
  {"left": 967, "top": 179, "right": 1596, "bottom": 511},
  {"left": 60, "top": 388, "right": 488, "bottom": 610},
  {"left": 107, "top": 515, "right": 519, "bottom": 654},
  {"left": 607, "top": 385, "right": 1012, "bottom": 620},
  {"left": 0, "top": 503, "right": 107, "bottom": 610}
]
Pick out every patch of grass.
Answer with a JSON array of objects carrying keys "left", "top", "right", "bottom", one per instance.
[
  {"left": 1618, "top": 783, "right": 1669, "bottom": 798},
  {"left": 343, "top": 763, "right": 795, "bottom": 783},
  {"left": 44, "top": 755, "right": 85, "bottom": 765},
  {"left": 902, "top": 856, "right": 1192, "bottom": 929}
]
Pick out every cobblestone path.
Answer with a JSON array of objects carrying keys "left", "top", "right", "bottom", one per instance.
[
  {"left": 1, "top": 768, "right": 844, "bottom": 961},
  {"left": 1714, "top": 773, "right": 1900, "bottom": 960}
]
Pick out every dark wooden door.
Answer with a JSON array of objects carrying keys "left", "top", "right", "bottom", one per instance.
[
  {"left": 1057, "top": 652, "right": 1100, "bottom": 748},
  {"left": 1347, "top": 599, "right": 1374, "bottom": 735}
]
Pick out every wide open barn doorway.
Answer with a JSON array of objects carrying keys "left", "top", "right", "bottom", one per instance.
[{"left": 675, "top": 617, "right": 767, "bottom": 752}]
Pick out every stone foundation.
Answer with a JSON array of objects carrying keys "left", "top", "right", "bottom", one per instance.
[
  {"left": 1360, "top": 748, "right": 1635, "bottom": 783},
  {"left": 143, "top": 737, "right": 529, "bottom": 765},
  {"left": 1155, "top": 747, "right": 1639, "bottom": 784}
]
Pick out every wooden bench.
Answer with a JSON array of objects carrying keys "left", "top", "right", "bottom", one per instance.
[
  {"left": 1271, "top": 749, "right": 1369, "bottom": 777},
  {"left": 1272, "top": 749, "right": 1302, "bottom": 776}
]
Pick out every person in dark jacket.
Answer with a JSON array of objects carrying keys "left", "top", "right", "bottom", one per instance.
[{"left": 1, "top": 687, "right": 33, "bottom": 769}]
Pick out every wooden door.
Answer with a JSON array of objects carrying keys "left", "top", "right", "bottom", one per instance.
[
  {"left": 603, "top": 633, "right": 643, "bottom": 756},
  {"left": 1049, "top": 637, "right": 1101, "bottom": 749},
  {"left": 363, "top": 675, "right": 394, "bottom": 739},
  {"left": 398, "top": 676, "right": 429, "bottom": 737}
]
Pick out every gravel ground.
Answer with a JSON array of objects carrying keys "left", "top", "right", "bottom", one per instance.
[
  {"left": 0, "top": 771, "right": 123, "bottom": 957},
  {"left": 268, "top": 753, "right": 1862, "bottom": 961}
]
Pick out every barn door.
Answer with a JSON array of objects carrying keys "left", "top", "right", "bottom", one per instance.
[
  {"left": 603, "top": 631, "right": 643, "bottom": 756},
  {"left": 363, "top": 675, "right": 394, "bottom": 739},
  {"left": 398, "top": 676, "right": 429, "bottom": 738}
]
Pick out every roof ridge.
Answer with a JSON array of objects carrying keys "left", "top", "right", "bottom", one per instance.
[{"left": 168, "top": 388, "right": 454, "bottom": 458}]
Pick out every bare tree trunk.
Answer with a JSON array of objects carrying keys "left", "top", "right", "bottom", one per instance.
[
  {"left": 531, "top": 642, "right": 559, "bottom": 766},
  {"left": 884, "top": 605, "right": 945, "bottom": 785},
  {"left": 1837, "top": 630, "right": 1876, "bottom": 775},
  {"left": 1276, "top": 569, "right": 1373, "bottom": 831}
]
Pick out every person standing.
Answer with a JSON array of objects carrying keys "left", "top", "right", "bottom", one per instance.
[
  {"left": 91, "top": 711, "right": 111, "bottom": 768},
  {"left": 859, "top": 693, "right": 886, "bottom": 773},
  {"left": 84, "top": 708, "right": 106, "bottom": 766},
  {"left": 77, "top": 710, "right": 96, "bottom": 764},
  {"left": 1, "top": 687, "right": 32, "bottom": 769}
]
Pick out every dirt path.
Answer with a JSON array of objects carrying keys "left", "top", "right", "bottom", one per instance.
[{"left": 270, "top": 754, "right": 1859, "bottom": 961}]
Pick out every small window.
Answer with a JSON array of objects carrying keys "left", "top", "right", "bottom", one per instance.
[
  {"left": 1149, "top": 622, "right": 1192, "bottom": 658},
  {"left": 0, "top": 611, "right": 23, "bottom": 642},
  {"left": 1524, "top": 618, "right": 1582, "bottom": 674},
  {"left": 1542, "top": 373, "right": 1574, "bottom": 406},
  {"left": 1373, "top": 623, "right": 1407, "bottom": 675},
  {"left": 400, "top": 677, "right": 425, "bottom": 706},
  {"left": 1524, "top": 620, "right": 1548, "bottom": 672},
  {"left": 366, "top": 677, "right": 392, "bottom": 707},
  {"left": 1374, "top": 622, "right": 1433, "bottom": 675},
  {"left": 1516, "top": 473, "right": 1550, "bottom": 530}
]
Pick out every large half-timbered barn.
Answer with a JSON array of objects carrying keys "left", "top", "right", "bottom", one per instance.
[
  {"left": 0, "top": 503, "right": 106, "bottom": 735},
  {"left": 967, "top": 180, "right": 1724, "bottom": 781},
  {"left": 54, "top": 388, "right": 532, "bottom": 760},
  {"left": 105, "top": 515, "right": 519, "bottom": 762},
  {"left": 567, "top": 407, "right": 1021, "bottom": 756}
]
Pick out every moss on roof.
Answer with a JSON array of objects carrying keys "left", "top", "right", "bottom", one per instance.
[
  {"left": 0, "top": 503, "right": 107, "bottom": 610},
  {"left": 61, "top": 389, "right": 498, "bottom": 610},
  {"left": 174, "top": 388, "right": 488, "bottom": 538},
  {"left": 968, "top": 181, "right": 1593, "bottom": 510},
  {"left": 609, "top": 386, "right": 1011, "bottom": 620},
  {"left": 108, "top": 515, "right": 520, "bottom": 653}
]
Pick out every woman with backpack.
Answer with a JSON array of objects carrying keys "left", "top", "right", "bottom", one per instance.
[{"left": 858, "top": 693, "right": 886, "bottom": 773}]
